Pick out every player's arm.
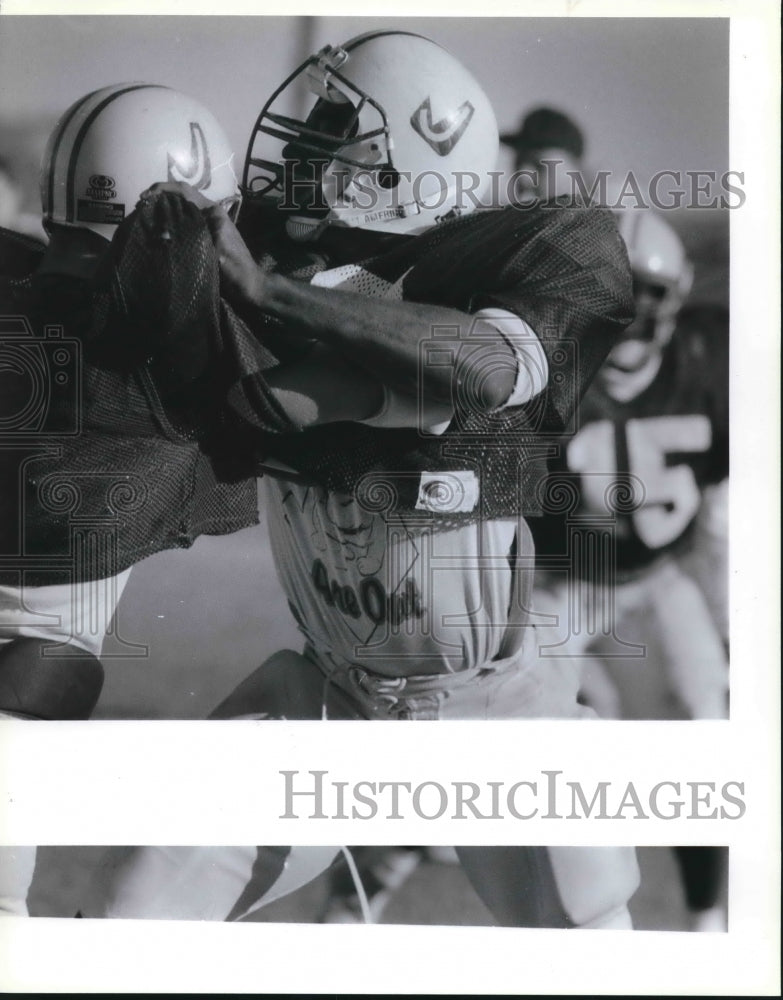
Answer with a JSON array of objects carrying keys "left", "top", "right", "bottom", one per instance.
[
  {"left": 143, "top": 183, "right": 525, "bottom": 414},
  {"left": 261, "top": 343, "right": 385, "bottom": 427},
  {"left": 263, "top": 341, "right": 459, "bottom": 431},
  {"left": 243, "top": 291, "right": 547, "bottom": 429},
  {"left": 101, "top": 188, "right": 420, "bottom": 431},
  {"left": 207, "top": 202, "right": 619, "bottom": 422},
  {"left": 475, "top": 204, "right": 636, "bottom": 433},
  {"left": 140, "top": 183, "right": 557, "bottom": 426},
  {"left": 247, "top": 271, "right": 517, "bottom": 412}
]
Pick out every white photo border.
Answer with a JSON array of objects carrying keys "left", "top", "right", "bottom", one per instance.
[{"left": 0, "top": 1, "right": 779, "bottom": 995}]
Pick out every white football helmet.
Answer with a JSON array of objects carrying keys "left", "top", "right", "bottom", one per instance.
[
  {"left": 617, "top": 209, "right": 694, "bottom": 344},
  {"left": 41, "top": 84, "right": 241, "bottom": 242},
  {"left": 243, "top": 31, "right": 499, "bottom": 241},
  {"left": 601, "top": 210, "right": 694, "bottom": 399}
]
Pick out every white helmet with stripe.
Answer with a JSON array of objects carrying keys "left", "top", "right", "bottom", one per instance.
[
  {"left": 244, "top": 31, "right": 498, "bottom": 240},
  {"left": 601, "top": 210, "right": 694, "bottom": 400},
  {"left": 41, "top": 83, "right": 241, "bottom": 242},
  {"left": 616, "top": 209, "right": 694, "bottom": 340}
]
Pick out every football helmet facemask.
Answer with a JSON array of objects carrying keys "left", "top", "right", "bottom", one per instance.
[
  {"left": 41, "top": 83, "right": 241, "bottom": 242},
  {"left": 617, "top": 209, "right": 693, "bottom": 346},
  {"left": 243, "top": 31, "right": 499, "bottom": 241}
]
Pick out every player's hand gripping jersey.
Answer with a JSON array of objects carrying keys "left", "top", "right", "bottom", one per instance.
[{"left": 244, "top": 198, "right": 634, "bottom": 519}]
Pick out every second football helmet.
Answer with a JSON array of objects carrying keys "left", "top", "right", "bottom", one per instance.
[
  {"left": 600, "top": 210, "right": 694, "bottom": 399},
  {"left": 617, "top": 209, "right": 694, "bottom": 344},
  {"left": 41, "top": 84, "right": 241, "bottom": 241},
  {"left": 243, "top": 31, "right": 499, "bottom": 240}
]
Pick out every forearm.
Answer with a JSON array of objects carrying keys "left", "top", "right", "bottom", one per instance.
[
  {"left": 263, "top": 345, "right": 453, "bottom": 430},
  {"left": 248, "top": 270, "right": 517, "bottom": 411},
  {"left": 264, "top": 344, "right": 384, "bottom": 426}
]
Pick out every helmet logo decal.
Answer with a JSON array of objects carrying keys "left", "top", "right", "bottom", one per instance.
[
  {"left": 85, "top": 175, "right": 117, "bottom": 200},
  {"left": 167, "top": 121, "right": 212, "bottom": 190},
  {"left": 410, "top": 98, "right": 475, "bottom": 156}
]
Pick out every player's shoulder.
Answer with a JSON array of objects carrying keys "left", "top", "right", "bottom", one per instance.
[
  {"left": 424, "top": 199, "right": 629, "bottom": 284},
  {"left": 400, "top": 199, "right": 630, "bottom": 314},
  {"left": 427, "top": 199, "right": 623, "bottom": 254},
  {"left": 671, "top": 303, "right": 729, "bottom": 376},
  {"left": 0, "top": 225, "right": 46, "bottom": 279},
  {"left": 674, "top": 303, "right": 729, "bottom": 349}
]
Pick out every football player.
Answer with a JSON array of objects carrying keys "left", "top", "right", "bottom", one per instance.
[
  {"left": 81, "top": 32, "right": 640, "bottom": 928},
  {"left": 529, "top": 208, "right": 729, "bottom": 932},
  {"left": 1, "top": 80, "right": 441, "bottom": 724},
  {"left": 0, "top": 84, "right": 257, "bottom": 916},
  {"left": 1, "top": 84, "right": 249, "bottom": 719},
  {"left": 0, "top": 81, "right": 421, "bottom": 915},
  {"left": 530, "top": 208, "right": 729, "bottom": 722}
]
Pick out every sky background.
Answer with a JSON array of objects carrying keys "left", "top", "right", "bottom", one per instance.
[{"left": 0, "top": 14, "right": 729, "bottom": 194}]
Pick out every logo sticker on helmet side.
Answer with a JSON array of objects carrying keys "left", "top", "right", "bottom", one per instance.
[
  {"left": 85, "top": 175, "right": 117, "bottom": 200},
  {"left": 410, "top": 98, "right": 475, "bottom": 156},
  {"left": 167, "top": 121, "right": 212, "bottom": 190}
]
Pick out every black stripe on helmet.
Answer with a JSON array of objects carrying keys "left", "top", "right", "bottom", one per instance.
[
  {"left": 45, "top": 89, "right": 101, "bottom": 220},
  {"left": 65, "top": 83, "right": 168, "bottom": 224},
  {"left": 342, "top": 30, "right": 436, "bottom": 53}
]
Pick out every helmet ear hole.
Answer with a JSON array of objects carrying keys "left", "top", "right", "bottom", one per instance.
[{"left": 377, "top": 167, "right": 400, "bottom": 190}]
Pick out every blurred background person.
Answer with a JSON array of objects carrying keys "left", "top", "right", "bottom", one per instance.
[
  {"left": 530, "top": 208, "right": 729, "bottom": 723},
  {"left": 500, "top": 105, "right": 586, "bottom": 202},
  {"left": 530, "top": 209, "right": 728, "bottom": 931}
]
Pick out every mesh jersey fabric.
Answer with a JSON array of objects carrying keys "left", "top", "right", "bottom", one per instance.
[
  {"left": 2, "top": 196, "right": 633, "bottom": 583},
  {"left": 0, "top": 226, "right": 47, "bottom": 278},
  {"left": 0, "top": 200, "right": 294, "bottom": 586},
  {"left": 244, "top": 199, "right": 635, "bottom": 525}
]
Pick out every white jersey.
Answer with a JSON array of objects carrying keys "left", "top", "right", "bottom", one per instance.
[
  {"left": 263, "top": 260, "right": 546, "bottom": 680},
  {"left": 265, "top": 477, "right": 521, "bottom": 677}
]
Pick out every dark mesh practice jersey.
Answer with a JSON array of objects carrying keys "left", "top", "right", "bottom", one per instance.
[
  {"left": 1, "top": 195, "right": 633, "bottom": 583},
  {"left": 0, "top": 211, "right": 269, "bottom": 587},
  {"left": 529, "top": 305, "right": 729, "bottom": 576},
  {"left": 240, "top": 198, "right": 635, "bottom": 525}
]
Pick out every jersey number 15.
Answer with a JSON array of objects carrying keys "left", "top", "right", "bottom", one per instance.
[{"left": 567, "top": 414, "right": 712, "bottom": 549}]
